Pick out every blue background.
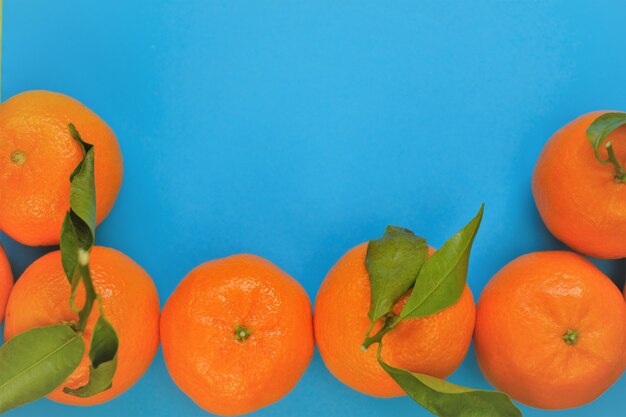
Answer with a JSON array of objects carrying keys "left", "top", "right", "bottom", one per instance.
[{"left": 1, "top": 1, "right": 625, "bottom": 416}]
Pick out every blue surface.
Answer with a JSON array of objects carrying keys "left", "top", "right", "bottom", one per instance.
[{"left": 1, "top": 1, "right": 625, "bottom": 416}]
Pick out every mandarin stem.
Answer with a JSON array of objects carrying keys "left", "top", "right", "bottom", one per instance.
[
  {"left": 562, "top": 329, "right": 579, "bottom": 345},
  {"left": 605, "top": 141, "right": 626, "bottom": 182},
  {"left": 361, "top": 315, "right": 400, "bottom": 350},
  {"left": 234, "top": 325, "right": 252, "bottom": 342}
]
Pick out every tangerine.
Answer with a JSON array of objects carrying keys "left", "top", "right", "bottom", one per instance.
[
  {"left": 0, "top": 243, "right": 13, "bottom": 322},
  {"left": 533, "top": 111, "right": 626, "bottom": 258},
  {"left": 4, "top": 246, "right": 160, "bottom": 405},
  {"left": 160, "top": 254, "right": 314, "bottom": 416},
  {"left": 475, "top": 251, "right": 626, "bottom": 409},
  {"left": 314, "top": 243, "right": 475, "bottom": 397},
  {"left": 0, "top": 91, "right": 123, "bottom": 246}
]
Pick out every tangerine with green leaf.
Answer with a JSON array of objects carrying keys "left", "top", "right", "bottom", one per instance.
[
  {"left": 475, "top": 251, "right": 626, "bottom": 409},
  {"left": 160, "top": 254, "right": 314, "bottom": 416},
  {"left": 4, "top": 246, "right": 160, "bottom": 405},
  {"left": 314, "top": 242, "right": 476, "bottom": 397},
  {"left": 0, "top": 243, "right": 13, "bottom": 323},
  {"left": 0, "top": 90, "right": 123, "bottom": 246},
  {"left": 533, "top": 111, "right": 626, "bottom": 258}
]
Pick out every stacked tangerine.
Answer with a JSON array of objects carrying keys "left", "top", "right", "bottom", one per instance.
[
  {"left": 0, "top": 91, "right": 160, "bottom": 405},
  {"left": 473, "top": 111, "right": 626, "bottom": 410}
]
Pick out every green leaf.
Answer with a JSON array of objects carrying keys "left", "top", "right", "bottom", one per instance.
[
  {"left": 378, "top": 350, "right": 521, "bottom": 417},
  {"left": 60, "top": 124, "right": 96, "bottom": 283},
  {"left": 0, "top": 325, "right": 85, "bottom": 413},
  {"left": 74, "top": 255, "right": 99, "bottom": 340},
  {"left": 58, "top": 123, "right": 119, "bottom": 398},
  {"left": 59, "top": 124, "right": 99, "bottom": 332},
  {"left": 64, "top": 316, "right": 119, "bottom": 398},
  {"left": 586, "top": 112, "right": 626, "bottom": 163},
  {"left": 400, "top": 204, "right": 483, "bottom": 319},
  {"left": 366, "top": 226, "right": 428, "bottom": 325}
]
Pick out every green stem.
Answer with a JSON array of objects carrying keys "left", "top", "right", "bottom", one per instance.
[
  {"left": 76, "top": 250, "right": 96, "bottom": 332},
  {"left": 361, "top": 315, "right": 400, "bottom": 350},
  {"left": 375, "top": 339, "right": 384, "bottom": 360},
  {"left": 605, "top": 141, "right": 626, "bottom": 182},
  {"left": 234, "top": 325, "right": 252, "bottom": 342},
  {"left": 562, "top": 329, "right": 579, "bottom": 346},
  {"left": 363, "top": 321, "right": 375, "bottom": 343}
]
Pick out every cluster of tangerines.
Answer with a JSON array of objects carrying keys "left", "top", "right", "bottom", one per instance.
[{"left": 0, "top": 91, "right": 625, "bottom": 417}]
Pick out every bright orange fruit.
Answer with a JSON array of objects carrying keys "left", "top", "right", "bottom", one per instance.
[
  {"left": 475, "top": 251, "right": 626, "bottom": 409},
  {"left": 0, "top": 91, "right": 123, "bottom": 246},
  {"left": 314, "top": 243, "right": 475, "bottom": 398},
  {"left": 4, "top": 246, "right": 160, "bottom": 405},
  {"left": 161, "top": 254, "right": 314, "bottom": 416},
  {"left": 0, "top": 243, "right": 13, "bottom": 322},
  {"left": 533, "top": 111, "right": 626, "bottom": 259}
]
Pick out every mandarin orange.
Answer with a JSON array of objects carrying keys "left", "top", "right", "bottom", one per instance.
[
  {"left": 533, "top": 111, "right": 626, "bottom": 258},
  {"left": 0, "top": 91, "right": 123, "bottom": 246},
  {"left": 314, "top": 243, "right": 475, "bottom": 398},
  {"left": 475, "top": 251, "right": 626, "bottom": 409},
  {"left": 4, "top": 246, "right": 160, "bottom": 405},
  {"left": 161, "top": 254, "right": 314, "bottom": 416},
  {"left": 0, "top": 243, "right": 13, "bottom": 323}
]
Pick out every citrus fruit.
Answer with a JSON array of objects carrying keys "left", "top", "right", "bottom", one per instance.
[
  {"left": 0, "top": 243, "right": 13, "bottom": 322},
  {"left": 4, "top": 246, "right": 160, "bottom": 405},
  {"left": 314, "top": 243, "right": 475, "bottom": 398},
  {"left": 532, "top": 111, "right": 626, "bottom": 258},
  {"left": 475, "top": 251, "right": 626, "bottom": 409},
  {"left": 161, "top": 254, "right": 314, "bottom": 416},
  {"left": 0, "top": 91, "right": 123, "bottom": 246}
]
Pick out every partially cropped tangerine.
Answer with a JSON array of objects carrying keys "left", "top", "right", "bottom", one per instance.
[
  {"left": 533, "top": 111, "right": 626, "bottom": 258},
  {"left": 0, "top": 243, "right": 13, "bottom": 323},
  {"left": 475, "top": 251, "right": 626, "bottom": 410},
  {"left": 0, "top": 91, "right": 123, "bottom": 246},
  {"left": 4, "top": 246, "right": 160, "bottom": 405},
  {"left": 314, "top": 243, "right": 476, "bottom": 398},
  {"left": 161, "top": 254, "right": 314, "bottom": 416}
]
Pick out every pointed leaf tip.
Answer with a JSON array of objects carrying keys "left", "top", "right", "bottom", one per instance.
[{"left": 401, "top": 204, "right": 484, "bottom": 319}]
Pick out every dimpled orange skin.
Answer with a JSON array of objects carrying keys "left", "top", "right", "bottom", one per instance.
[
  {"left": 160, "top": 254, "right": 314, "bottom": 416},
  {"left": 0, "top": 91, "right": 123, "bottom": 246},
  {"left": 314, "top": 243, "right": 476, "bottom": 398},
  {"left": 4, "top": 246, "right": 160, "bottom": 405},
  {"left": 475, "top": 251, "right": 626, "bottom": 410},
  {"left": 532, "top": 111, "right": 626, "bottom": 259},
  {"left": 0, "top": 244, "right": 13, "bottom": 322}
]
